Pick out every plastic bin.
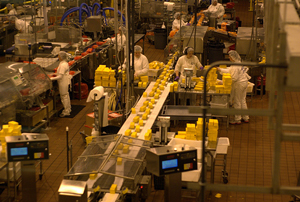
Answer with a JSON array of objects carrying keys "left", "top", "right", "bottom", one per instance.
[{"left": 154, "top": 28, "right": 167, "bottom": 49}]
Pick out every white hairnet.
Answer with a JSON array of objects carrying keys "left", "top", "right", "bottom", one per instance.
[
  {"left": 58, "top": 51, "right": 68, "bottom": 61},
  {"left": 134, "top": 45, "right": 142, "bottom": 53},
  {"left": 212, "top": 0, "right": 218, "bottom": 3},
  {"left": 119, "top": 26, "right": 125, "bottom": 34},
  {"left": 228, "top": 50, "right": 241, "bottom": 62},
  {"left": 174, "top": 12, "right": 181, "bottom": 19},
  {"left": 6, "top": 3, "right": 13, "bottom": 10},
  {"left": 186, "top": 47, "right": 194, "bottom": 54}
]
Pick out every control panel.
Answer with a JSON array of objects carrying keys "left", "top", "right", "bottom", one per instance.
[
  {"left": 5, "top": 133, "right": 49, "bottom": 162},
  {"left": 146, "top": 145, "right": 197, "bottom": 176}
]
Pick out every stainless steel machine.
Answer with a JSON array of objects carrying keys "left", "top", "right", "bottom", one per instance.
[
  {"left": 0, "top": 62, "right": 52, "bottom": 128},
  {"left": 146, "top": 145, "right": 197, "bottom": 202},
  {"left": 62, "top": 134, "right": 152, "bottom": 202},
  {"left": 6, "top": 133, "right": 49, "bottom": 202}
]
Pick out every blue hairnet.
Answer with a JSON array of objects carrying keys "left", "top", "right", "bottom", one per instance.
[
  {"left": 134, "top": 45, "right": 142, "bottom": 53},
  {"left": 58, "top": 51, "right": 68, "bottom": 61},
  {"left": 228, "top": 50, "right": 241, "bottom": 62},
  {"left": 174, "top": 12, "right": 181, "bottom": 19},
  {"left": 6, "top": 3, "right": 13, "bottom": 10}
]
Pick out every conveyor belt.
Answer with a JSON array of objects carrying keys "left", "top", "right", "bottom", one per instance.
[{"left": 118, "top": 82, "right": 171, "bottom": 140}]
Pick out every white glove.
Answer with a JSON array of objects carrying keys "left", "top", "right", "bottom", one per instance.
[
  {"left": 118, "top": 66, "right": 122, "bottom": 70},
  {"left": 106, "top": 38, "right": 111, "bottom": 43}
]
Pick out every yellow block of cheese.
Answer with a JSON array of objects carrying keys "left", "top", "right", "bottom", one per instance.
[
  {"left": 140, "top": 105, "right": 146, "bottom": 112},
  {"left": 129, "top": 123, "right": 135, "bottom": 129},
  {"left": 135, "top": 125, "right": 141, "bottom": 132},
  {"left": 131, "top": 132, "right": 137, "bottom": 138},
  {"left": 110, "top": 184, "right": 117, "bottom": 194},
  {"left": 117, "top": 157, "right": 122, "bottom": 165},
  {"left": 139, "top": 120, "right": 144, "bottom": 126},
  {"left": 142, "top": 113, "right": 148, "bottom": 120},
  {"left": 133, "top": 116, "right": 140, "bottom": 123},
  {"left": 125, "top": 129, "right": 132, "bottom": 136},
  {"left": 131, "top": 108, "right": 136, "bottom": 114},
  {"left": 123, "top": 145, "right": 129, "bottom": 154},
  {"left": 143, "top": 101, "right": 149, "bottom": 106},
  {"left": 117, "top": 143, "right": 123, "bottom": 150}
]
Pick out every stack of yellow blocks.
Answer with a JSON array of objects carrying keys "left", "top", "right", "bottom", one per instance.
[
  {"left": 186, "top": 124, "right": 196, "bottom": 140},
  {"left": 194, "top": 81, "right": 204, "bottom": 91},
  {"left": 109, "top": 69, "right": 116, "bottom": 87},
  {"left": 175, "top": 131, "right": 186, "bottom": 139},
  {"left": 140, "top": 76, "right": 148, "bottom": 88},
  {"left": 195, "top": 118, "right": 203, "bottom": 140},
  {"left": 206, "top": 67, "right": 218, "bottom": 88},
  {"left": 222, "top": 73, "right": 232, "bottom": 94},
  {"left": 94, "top": 65, "right": 106, "bottom": 86},
  {"left": 94, "top": 65, "right": 116, "bottom": 87},
  {"left": 207, "top": 119, "right": 218, "bottom": 142},
  {"left": 0, "top": 121, "right": 22, "bottom": 154}
]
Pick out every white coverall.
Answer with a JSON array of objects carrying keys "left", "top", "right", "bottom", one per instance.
[
  {"left": 15, "top": 18, "right": 32, "bottom": 33},
  {"left": 8, "top": 8, "right": 17, "bottom": 17},
  {"left": 123, "top": 54, "right": 149, "bottom": 77},
  {"left": 51, "top": 61, "right": 72, "bottom": 114},
  {"left": 219, "top": 65, "right": 251, "bottom": 121},
  {"left": 206, "top": 2, "right": 225, "bottom": 22},
  {"left": 175, "top": 55, "right": 202, "bottom": 82},
  {"left": 112, "top": 34, "right": 126, "bottom": 53},
  {"left": 172, "top": 19, "right": 187, "bottom": 31}
]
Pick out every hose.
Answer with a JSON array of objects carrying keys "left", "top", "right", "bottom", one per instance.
[
  {"left": 60, "top": 7, "right": 90, "bottom": 26},
  {"left": 92, "top": 2, "right": 101, "bottom": 15},
  {"left": 79, "top": 3, "right": 91, "bottom": 25},
  {"left": 102, "top": 7, "right": 125, "bottom": 25}
]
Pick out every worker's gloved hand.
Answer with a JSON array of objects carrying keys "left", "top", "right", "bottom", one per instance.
[
  {"left": 186, "top": 23, "right": 191, "bottom": 26},
  {"left": 200, "top": 66, "right": 204, "bottom": 70},
  {"left": 118, "top": 66, "right": 122, "bottom": 70},
  {"left": 174, "top": 76, "right": 179, "bottom": 81},
  {"left": 106, "top": 38, "right": 111, "bottom": 42}
]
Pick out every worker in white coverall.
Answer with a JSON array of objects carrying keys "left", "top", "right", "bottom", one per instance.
[
  {"left": 7, "top": 3, "right": 17, "bottom": 17},
  {"left": 121, "top": 45, "right": 149, "bottom": 77},
  {"left": 175, "top": 47, "right": 203, "bottom": 105},
  {"left": 107, "top": 26, "right": 127, "bottom": 58},
  {"left": 175, "top": 47, "right": 203, "bottom": 82},
  {"left": 217, "top": 50, "right": 251, "bottom": 124},
  {"left": 172, "top": 12, "right": 187, "bottom": 31},
  {"left": 51, "top": 51, "right": 72, "bottom": 117},
  {"left": 203, "top": 0, "right": 225, "bottom": 23}
]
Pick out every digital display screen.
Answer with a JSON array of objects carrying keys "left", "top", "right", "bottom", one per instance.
[
  {"left": 162, "top": 159, "right": 178, "bottom": 169},
  {"left": 11, "top": 147, "right": 28, "bottom": 156}
]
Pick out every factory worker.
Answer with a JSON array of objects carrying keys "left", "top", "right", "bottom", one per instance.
[
  {"left": 203, "top": 0, "right": 225, "bottom": 22},
  {"left": 51, "top": 51, "right": 72, "bottom": 117},
  {"left": 175, "top": 47, "right": 203, "bottom": 82},
  {"left": 121, "top": 45, "right": 149, "bottom": 77},
  {"left": 217, "top": 50, "right": 251, "bottom": 124},
  {"left": 14, "top": 17, "right": 33, "bottom": 33},
  {"left": 7, "top": 3, "right": 17, "bottom": 17},
  {"left": 172, "top": 12, "right": 187, "bottom": 31},
  {"left": 107, "top": 26, "right": 127, "bottom": 56}
]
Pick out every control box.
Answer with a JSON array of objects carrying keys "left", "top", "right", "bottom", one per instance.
[
  {"left": 146, "top": 145, "right": 197, "bottom": 176},
  {"left": 5, "top": 133, "right": 49, "bottom": 162}
]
